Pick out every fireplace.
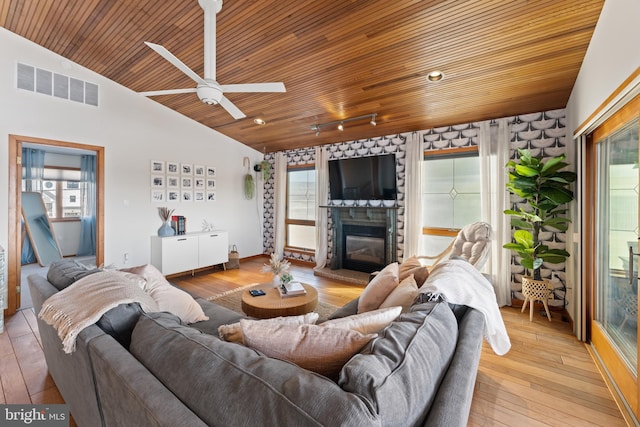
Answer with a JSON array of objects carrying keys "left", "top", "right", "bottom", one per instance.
[
  {"left": 326, "top": 206, "right": 397, "bottom": 273},
  {"left": 343, "top": 224, "right": 387, "bottom": 272}
]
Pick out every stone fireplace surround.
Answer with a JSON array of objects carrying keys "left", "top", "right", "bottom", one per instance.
[{"left": 324, "top": 206, "right": 398, "bottom": 273}]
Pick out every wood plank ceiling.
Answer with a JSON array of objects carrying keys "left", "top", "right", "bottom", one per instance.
[{"left": 0, "top": 0, "right": 605, "bottom": 153}]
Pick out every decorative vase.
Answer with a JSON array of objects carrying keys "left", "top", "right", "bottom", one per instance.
[
  {"left": 158, "top": 220, "right": 175, "bottom": 237},
  {"left": 272, "top": 274, "right": 281, "bottom": 288}
]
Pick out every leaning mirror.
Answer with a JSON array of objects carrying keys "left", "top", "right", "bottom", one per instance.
[{"left": 22, "top": 192, "right": 62, "bottom": 266}]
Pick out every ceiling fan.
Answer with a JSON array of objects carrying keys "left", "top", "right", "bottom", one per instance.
[{"left": 139, "top": 0, "right": 285, "bottom": 119}]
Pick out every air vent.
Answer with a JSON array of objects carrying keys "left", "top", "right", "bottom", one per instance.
[{"left": 17, "top": 62, "right": 99, "bottom": 107}]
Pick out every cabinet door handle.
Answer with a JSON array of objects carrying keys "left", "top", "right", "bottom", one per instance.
[
  {"left": 178, "top": 238, "right": 187, "bottom": 241},
  {"left": 208, "top": 234, "right": 218, "bottom": 237}
]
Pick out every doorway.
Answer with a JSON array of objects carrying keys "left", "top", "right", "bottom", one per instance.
[
  {"left": 587, "top": 93, "right": 640, "bottom": 418},
  {"left": 5, "top": 135, "right": 104, "bottom": 316}
]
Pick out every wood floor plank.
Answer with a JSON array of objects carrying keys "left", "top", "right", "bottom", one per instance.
[
  {"left": 0, "top": 351, "right": 31, "bottom": 404},
  {"left": 10, "top": 333, "right": 55, "bottom": 396},
  {"left": 5, "top": 310, "right": 32, "bottom": 339}
]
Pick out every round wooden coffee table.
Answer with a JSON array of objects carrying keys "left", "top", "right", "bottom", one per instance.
[{"left": 241, "top": 283, "right": 318, "bottom": 319}]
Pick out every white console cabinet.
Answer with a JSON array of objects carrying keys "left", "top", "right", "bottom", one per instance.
[{"left": 150, "top": 231, "right": 228, "bottom": 276}]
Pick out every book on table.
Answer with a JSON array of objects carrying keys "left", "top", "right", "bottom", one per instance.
[{"left": 278, "top": 281, "right": 306, "bottom": 298}]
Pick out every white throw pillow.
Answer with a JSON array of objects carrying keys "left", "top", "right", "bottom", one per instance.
[
  {"left": 241, "top": 319, "right": 376, "bottom": 379},
  {"left": 218, "top": 312, "right": 319, "bottom": 344},
  {"left": 357, "top": 262, "right": 399, "bottom": 313},
  {"left": 380, "top": 274, "right": 419, "bottom": 312},
  {"left": 320, "top": 306, "right": 401, "bottom": 334},
  {"left": 120, "top": 264, "right": 208, "bottom": 324}
]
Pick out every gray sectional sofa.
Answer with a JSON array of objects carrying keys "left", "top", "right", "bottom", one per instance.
[{"left": 29, "top": 273, "right": 484, "bottom": 427}]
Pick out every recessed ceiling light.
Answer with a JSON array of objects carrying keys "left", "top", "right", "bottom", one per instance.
[
  {"left": 254, "top": 118, "right": 266, "bottom": 125},
  {"left": 426, "top": 70, "right": 444, "bottom": 82}
]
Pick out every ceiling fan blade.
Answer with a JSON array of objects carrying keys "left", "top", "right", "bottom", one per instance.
[
  {"left": 218, "top": 95, "right": 246, "bottom": 120},
  {"left": 220, "top": 82, "right": 286, "bottom": 93},
  {"left": 144, "top": 42, "right": 207, "bottom": 86},
  {"left": 139, "top": 88, "right": 197, "bottom": 97}
]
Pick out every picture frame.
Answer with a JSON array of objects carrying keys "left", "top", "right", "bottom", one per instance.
[
  {"left": 167, "top": 190, "right": 180, "bottom": 202},
  {"left": 167, "top": 161, "right": 179, "bottom": 175},
  {"left": 151, "top": 189, "right": 165, "bottom": 203},
  {"left": 194, "top": 164, "right": 205, "bottom": 177},
  {"left": 206, "top": 166, "right": 216, "bottom": 178},
  {"left": 206, "top": 179, "right": 216, "bottom": 189},
  {"left": 151, "top": 160, "right": 165, "bottom": 174},
  {"left": 151, "top": 174, "right": 165, "bottom": 188},
  {"left": 194, "top": 178, "right": 205, "bottom": 189},
  {"left": 181, "top": 177, "right": 193, "bottom": 189},
  {"left": 194, "top": 191, "right": 205, "bottom": 202},
  {"left": 181, "top": 190, "right": 193, "bottom": 202},
  {"left": 181, "top": 163, "right": 193, "bottom": 175},
  {"left": 207, "top": 191, "right": 216, "bottom": 202},
  {"left": 167, "top": 176, "right": 179, "bottom": 189}
]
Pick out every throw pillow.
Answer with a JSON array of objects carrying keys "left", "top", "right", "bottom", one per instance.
[
  {"left": 357, "top": 262, "right": 399, "bottom": 314},
  {"left": 218, "top": 312, "right": 319, "bottom": 344},
  {"left": 240, "top": 319, "right": 376, "bottom": 379},
  {"left": 47, "top": 259, "right": 100, "bottom": 291},
  {"left": 121, "top": 264, "right": 208, "bottom": 324},
  {"left": 379, "top": 274, "right": 419, "bottom": 312},
  {"left": 320, "top": 306, "right": 401, "bottom": 334},
  {"left": 398, "top": 256, "right": 429, "bottom": 287}
]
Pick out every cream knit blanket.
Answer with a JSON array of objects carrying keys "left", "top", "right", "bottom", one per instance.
[{"left": 39, "top": 270, "right": 159, "bottom": 354}]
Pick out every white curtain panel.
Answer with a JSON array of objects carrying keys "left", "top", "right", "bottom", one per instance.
[
  {"left": 404, "top": 131, "right": 424, "bottom": 259},
  {"left": 273, "top": 152, "right": 288, "bottom": 257},
  {"left": 479, "top": 119, "right": 512, "bottom": 306},
  {"left": 315, "top": 147, "right": 329, "bottom": 269}
]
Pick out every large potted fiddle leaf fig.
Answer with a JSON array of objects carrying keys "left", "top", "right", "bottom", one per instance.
[{"left": 503, "top": 149, "right": 577, "bottom": 282}]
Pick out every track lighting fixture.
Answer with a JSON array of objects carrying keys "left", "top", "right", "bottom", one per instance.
[{"left": 310, "top": 113, "right": 378, "bottom": 135}]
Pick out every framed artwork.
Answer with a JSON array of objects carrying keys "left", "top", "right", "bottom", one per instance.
[
  {"left": 167, "top": 161, "right": 179, "bottom": 175},
  {"left": 151, "top": 189, "right": 165, "bottom": 203},
  {"left": 181, "top": 190, "right": 193, "bottom": 202},
  {"left": 206, "top": 179, "right": 216, "bottom": 189},
  {"left": 194, "top": 178, "right": 205, "bottom": 189},
  {"left": 207, "top": 191, "right": 216, "bottom": 202},
  {"left": 151, "top": 160, "right": 165, "bottom": 174},
  {"left": 181, "top": 163, "right": 193, "bottom": 175},
  {"left": 167, "top": 190, "right": 180, "bottom": 202},
  {"left": 194, "top": 164, "right": 205, "bottom": 177},
  {"left": 167, "top": 176, "right": 179, "bottom": 189},
  {"left": 206, "top": 166, "right": 216, "bottom": 177},
  {"left": 151, "top": 175, "right": 165, "bottom": 188},
  {"left": 181, "top": 177, "right": 193, "bottom": 189},
  {"left": 194, "top": 191, "right": 205, "bottom": 202}
]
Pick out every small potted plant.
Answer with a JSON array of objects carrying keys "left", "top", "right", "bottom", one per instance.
[
  {"left": 261, "top": 253, "right": 291, "bottom": 287},
  {"left": 503, "top": 149, "right": 576, "bottom": 293}
]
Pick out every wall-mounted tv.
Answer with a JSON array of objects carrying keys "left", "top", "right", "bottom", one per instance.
[{"left": 328, "top": 153, "right": 397, "bottom": 200}]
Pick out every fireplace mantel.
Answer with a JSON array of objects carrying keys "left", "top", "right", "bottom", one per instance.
[{"left": 324, "top": 205, "right": 398, "bottom": 272}]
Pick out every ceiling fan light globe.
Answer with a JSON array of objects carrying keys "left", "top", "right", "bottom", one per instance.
[{"left": 197, "top": 85, "right": 222, "bottom": 106}]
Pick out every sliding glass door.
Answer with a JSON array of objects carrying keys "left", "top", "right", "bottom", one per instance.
[{"left": 589, "top": 94, "right": 639, "bottom": 417}]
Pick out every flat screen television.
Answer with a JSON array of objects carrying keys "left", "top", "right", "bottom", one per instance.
[{"left": 328, "top": 153, "right": 397, "bottom": 200}]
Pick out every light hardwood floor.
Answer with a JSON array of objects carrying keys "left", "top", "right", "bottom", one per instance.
[{"left": 1, "top": 257, "right": 627, "bottom": 426}]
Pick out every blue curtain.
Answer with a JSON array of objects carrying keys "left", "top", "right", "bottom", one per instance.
[
  {"left": 21, "top": 148, "right": 45, "bottom": 264},
  {"left": 77, "top": 155, "right": 96, "bottom": 256}
]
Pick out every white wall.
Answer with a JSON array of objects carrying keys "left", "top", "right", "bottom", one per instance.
[
  {"left": 565, "top": 0, "right": 640, "bottom": 133},
  {"left": 0, "top": 27, "right": 265, "bottom": 269}
]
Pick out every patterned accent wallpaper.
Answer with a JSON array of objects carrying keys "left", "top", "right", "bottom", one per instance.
[{"left": 262, "top": 108, "right": 569, "bottom": 307}]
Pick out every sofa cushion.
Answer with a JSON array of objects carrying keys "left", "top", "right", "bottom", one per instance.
[
  {"left": 95, "top": 303, "right": 144, "bottom": 349},
  {"left": 121, "top": 264, "right": 208, "bottom": 323},
  {"left": 130, "top": 312, "right": 377, "bottom": 426},
  {"left": 321, "top": 306, "right": 401, "bottom": 334},
  {"left": 339, "top": 302, "right": 458, "bottom": 426},
  {"left": 218, "top": 312, "right": 319, "bottom": 344},
  {"left": 379, "top": 274, "right": 419, "bottom": 312},
  {"left": 357, "top": 262, "right": 399, "bottom": 313},
  {"left": 47, "top": 259, "right": 100, "bottom": 291},
  {"left": 240, "top": 319, "right": 376, "bottom": 379}
]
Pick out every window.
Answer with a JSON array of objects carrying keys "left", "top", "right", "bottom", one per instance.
[
  {"left": 23, "top": 166, "right": 83, "bottom": 219},
  {"left": 286, "top": 167, "right": 316, "bottom": 251},
  {"left": 421, "top": 148, "right": 481, "bottom": 255}
]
